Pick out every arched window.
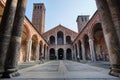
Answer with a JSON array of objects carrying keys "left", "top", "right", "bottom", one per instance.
[
  {"left": 57, "top": 31, "right": 64, "bottom": 44},
  {"left": 49, "top": 36, "right": 55, "bottom": 44},
  {"left": 66, "top": 36, "right": 71, "bottom": 44}
]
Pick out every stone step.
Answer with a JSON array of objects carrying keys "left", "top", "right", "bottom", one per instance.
[{"left": 1, "top": 78, "right": 119, "bottom": 80}]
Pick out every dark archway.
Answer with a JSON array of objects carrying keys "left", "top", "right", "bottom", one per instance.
[
  {"left": 49, "top": 48, "right": 56, "bottom": 60},
  {"left": 19, "top": 26, "right": 29, "bottom": 62},
  {"left": 39, "top": 41, "right": 43, "bottom": 60},
  {"left": 66, "top": 36, "right": 72, "bottom": 44},
  {"left": 58, "top": 48, "right": 64, "bottom": 60},
  {"left": 49, "top": 36, "right": 55, "bottom": 44},
  {"left": 78, "top": 40, "right": 82, "bottom": 60},
  {"left": 84, "top": 35, "right": 91, "bottom": 60},
  {"left": 75, "top": 44, "right": 78, "bottom": 60},
  {"left": 93, "top": 23, "right": 109, "bottom": 61},
  {"left": 66, "top": 48, "right": 72, "bottom": 60},
  {"left": 31, "top": 35, "right": 38, "bottom": 61},
  {"left": 43, "top": 44, "right": 46, "bottom": 59},
  {"left": 57, "top": 31, "right": 64, "bottom": 45}
]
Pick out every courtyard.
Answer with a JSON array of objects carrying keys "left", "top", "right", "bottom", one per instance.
[{"left": 2, "top": 60, "right": 119, "bottom": 80}]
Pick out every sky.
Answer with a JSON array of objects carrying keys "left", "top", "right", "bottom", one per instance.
[{"left": 25, "top": 0, "right": 97, "bottom": 32}]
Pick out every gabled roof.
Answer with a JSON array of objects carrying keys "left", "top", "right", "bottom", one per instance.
[{"left": 43, "top": 24, "right": 78, "bottom": 35}]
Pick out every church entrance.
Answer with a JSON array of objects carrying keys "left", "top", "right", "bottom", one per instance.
[
  {"left": 50, "top": 48, "right": 56, "bottom": 60},
  {"left": 58, "top": 48, "right": 64, "bottom": 60}
]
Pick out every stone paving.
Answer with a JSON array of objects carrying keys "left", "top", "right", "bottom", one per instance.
[{"left": 1, "top": 60, "right": 120, "bottom": 80}]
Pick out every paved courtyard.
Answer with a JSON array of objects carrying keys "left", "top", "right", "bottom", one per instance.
[{"left": 2, "top": 60, "right": 120, "bottom": 80}]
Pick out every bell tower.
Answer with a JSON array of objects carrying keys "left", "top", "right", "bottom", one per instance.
[
  {"left": 76, "top": 15, "right": 89, "bottom": 33},
  {"left": 32, "top": 3, "right": 46, "bottom": 34}
]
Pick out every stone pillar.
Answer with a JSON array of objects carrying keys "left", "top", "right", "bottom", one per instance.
[
  {"left": 35, "top": 44, "right": 39, "bottom": 61},
  {"left": 46, "top": 47, "right": 49, "bottom": 60},
  {"left": 89, "top": 38, "right": 96, "bottom": 62},
  {"left": 106, "top": 0, "right": 120, "bottom": 43},
  {"left": 2, "top": 0, "right": 27, "bottom": 78},
  {"left": 73, "top": 47, "right": 77, "bottom": 61},
  {"left": 55, "top": 49, "right": 58, "bottom": 60},
  {"left": 96, "top": 0, "right": 120, "bottom": 77},
  {"left": 81, "top": 39, "right": 86, "bottom": 61},
  {"left": 26, "top": 39, "right": 32, "bottom": 62},
  {"left": 0, "top": 0, "right": 18, "bottom": 69},
  {"left": 72, "top": 49, "right": 74, "bottom": 60},
  {"left": 77, "top": 44, "right": 80, "bottom": 61},
  {"left": 64, "top": 49, "right": 66, "bottom": 60},
  {"left": 45, "top": 46, "right": 48, "bottom": 61}
]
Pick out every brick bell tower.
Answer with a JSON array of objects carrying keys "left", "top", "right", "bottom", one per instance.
[
  {"left": 76, "top": 15, "right": 89, "bottom": 33},
  {"left": 32, "top": 3, "right": 46, "bottom": 34}
]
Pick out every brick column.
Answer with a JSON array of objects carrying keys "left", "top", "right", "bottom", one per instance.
[
  {"left": 0, "top": 0, "right": 18, "bottom": 69},
  {"left": 2, "top": 0, "right": 27, "bottom": 78},
  {"left": 96, "top": 0, "right": 120, "bottom": 77}
]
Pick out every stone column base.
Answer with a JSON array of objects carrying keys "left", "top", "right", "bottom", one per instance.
[
  {"left": 109, "top": 65, "right": 120, "bottom": 77},
  {"left": 1, "top": 71, "right": 20, "bottom": 78}
]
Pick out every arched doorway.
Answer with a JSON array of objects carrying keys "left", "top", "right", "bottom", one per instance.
[
  {"left": 75, "top": 44, "right": 79, "bottom": 60},
  {"left": 57, "top": 31, "right": 64, "bottom": 45},
  {"left": 49, "top": 48, "right": 56, "bottom": 60},
  {"left": 84, "top": 35, "right": 91, "bottom": 60},
  {"left": 66, "top": 48, "right": 72, "bottom": 60},
  {"left": 39, "top": 41, "right": 43, "bottom": 60},
  {"left": 19, "top": 26, "right": 29, "bottom": 62},
  {"left": 31, "top": 34, "right": 38, "bottom": 61},
  {"left": 78, "top": 40, "right": 82, "bottom": 60},
  {"left": 58, "top": 48, "right": 64, "bottom": 60},
  {"left": 93, "top": 23, "right": 109, "bottom": 61}
]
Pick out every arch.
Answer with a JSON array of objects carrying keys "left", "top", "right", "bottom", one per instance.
[
  {"left": 57, "top": 31, "right": 64, "bottom": 44},
  {"left": 49, "top": 48, "right": 56, "bottom": 60},
  {"left": 93, "top": 23, "right": 109, "bottom": 61},
  {"left": 66, "top": 36, "right": 72, "bottom": 44},
  {"left": 19, "top": 25, "right": 30, "bottom": 62},
  {"left": 49, "top": 35, "right": 55, "bottom": 44},
  {"left": 58, "top": 48, "right": 64, "bottom": 60},
  {"left": 66, "top": 48, "right": 72, "bottom": 60},
  {"left": 75, "top": 44, "right": 78, "bottom": 60},
  {"left": 43, "top": 44, "right": 46, "bottom": 59},
  {"left": 84, "top": 34, "right": 91, "bottom": 60},
  {"left": 39, "top": 41, "right": 43, "bottom": 59},
  {"left": 78, "top": 40, "right": 82, "bottom": 60},
  {"left": 31, "top": 34, "right": 38, "bottom": 61}
]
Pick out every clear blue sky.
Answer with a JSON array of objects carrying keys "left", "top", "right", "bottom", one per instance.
[{"left": 25, "top": 0, "right": 97, "bottom": 32}]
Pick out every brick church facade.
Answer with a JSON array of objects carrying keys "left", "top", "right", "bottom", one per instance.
[{"left": 0, "top": 0, "right": 109, "bottom": 63}]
